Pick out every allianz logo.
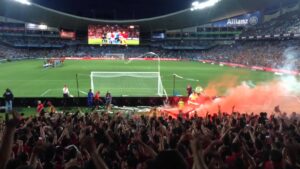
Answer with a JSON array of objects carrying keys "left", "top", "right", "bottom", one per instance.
[{"left": 227, "top": 16, "right": 258, "bottom": 26}]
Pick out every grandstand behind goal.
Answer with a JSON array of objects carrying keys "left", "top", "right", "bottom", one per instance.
[
  {"left": 43, "top": 58, "right": 65, "bottom": 68},
  {"left": 104, "top": 53, "right": 125, "bottom": 60}
]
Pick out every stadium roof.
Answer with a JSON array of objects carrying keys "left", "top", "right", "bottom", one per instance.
[{"left": 0, "top": 0, "right": 288, "bottom": 32}]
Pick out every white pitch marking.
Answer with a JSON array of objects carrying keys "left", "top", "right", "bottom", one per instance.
[
  {"left": 40, "top": 89, "right": 51, "bottom": 96},
  {"left": 79, "top": 90, "right": 88, "bottom": 95}
]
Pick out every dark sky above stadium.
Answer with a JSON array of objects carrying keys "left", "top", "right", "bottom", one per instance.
[{"left": 33, "top": 0, "right": 192, "bottom": 20}]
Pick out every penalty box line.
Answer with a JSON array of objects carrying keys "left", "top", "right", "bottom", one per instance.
[
  {"left": 79, "top": 90, "right": 88, "bottom": 95},
  {"left": 40, "top": 89, "right": 87, "bottom": 97},
  {"left": 40, "top": 89, "right": 51, "bottom": 97}
]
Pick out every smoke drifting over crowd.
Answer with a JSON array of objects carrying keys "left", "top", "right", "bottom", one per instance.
[{"left": 161, "top": 47, "right": 300, "bottom": 116}]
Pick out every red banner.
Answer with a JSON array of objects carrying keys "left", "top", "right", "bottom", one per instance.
[
  {"left": 220, "top": 62, "right": 247, "bottom": 68},
  {"left": 251, "top": 66, "right": 264, "bottom": 71},
  {"left": 60, "top": 30, "right": 76, "bottom": 40},
  {"left": 263, "top": 68, "right": 299, "bottom": 75}
]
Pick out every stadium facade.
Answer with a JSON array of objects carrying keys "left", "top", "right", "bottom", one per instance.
[
  {"left": 0, "top": 0, "right": 292, "bottom": 32},
  {"left": 0, "top": 0, "right": 300, "bottom": 107}
]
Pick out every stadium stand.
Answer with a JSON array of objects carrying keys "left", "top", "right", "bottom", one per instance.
[
  {"left": 202, "top": 40, "right": 300, "bottom": 70},
  {"left": 1, "top": 1, "right": 300, "bottom": 169},
  {"left": 242, "top": 10, "right": 300, "bottom": 36},
  {"left": 1, "top": 39, "right": 299, "bottom": 70},
  {"left": 0, "top": 108, "right": 300, "bottom": 169}
]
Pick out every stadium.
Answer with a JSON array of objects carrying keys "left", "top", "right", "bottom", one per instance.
[{"left": 0, "top": 0, "right": 300, "bottom": 169}]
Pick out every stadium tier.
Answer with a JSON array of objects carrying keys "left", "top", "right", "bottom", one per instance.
[
  {"left": 1, "top": 1, "right": 300, "bottom": 169},
  {"left": 0, "top": 39, "right": 300, "bottom": 70}
]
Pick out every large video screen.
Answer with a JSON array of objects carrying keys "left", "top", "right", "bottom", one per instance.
[{"left": 88, "top": 25, "right": 139, "bottom": 45}]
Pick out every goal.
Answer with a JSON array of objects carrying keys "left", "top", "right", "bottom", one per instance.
[
  {"left": 104, "top": 53, "right": 125, "bottom": 60},
  {"left": 90, "top": 72, "right": 165, "bottom": 96}
]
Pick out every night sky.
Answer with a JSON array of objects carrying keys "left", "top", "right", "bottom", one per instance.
[{"left": 32, "top": 0, "right": 193, "bottom": 20}]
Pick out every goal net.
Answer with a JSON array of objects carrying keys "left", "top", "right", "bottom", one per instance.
[
  {"left": 104, "top": 53, "right": 125, "bottom": 60},
  {"left": 43, "top": 58, "right": 65, "bottom": 68},
  {"left": 90, "top": 72, "right": 165, "bottom": 96}
]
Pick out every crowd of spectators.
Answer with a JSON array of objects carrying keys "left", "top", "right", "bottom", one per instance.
[
  {"left": 201, "top": 40, "right": 300, "bottom": 69},
  {"left": 1, "top": 10, "right": 300, "bottom": 169},
  {"left": 0, "top": 106, "right": 300, "bottom": 169},
  {"left": 0, "top": 45, "right": 32, "bottom": 59},
  {"left": 149, "top": 40, "right": 216, "bottom": 49},
  {"left": 1, "top": 38, "right": 300, "bottom": 70},
  {"left": 242, "top": 10, "right": 300, "bottom": 36},
  {"left": 0, "top": 37, "right": 66, "bottom": 47}
]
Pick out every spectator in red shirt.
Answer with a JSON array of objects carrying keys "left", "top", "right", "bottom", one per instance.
[
  {"left": 37, "top": 100, "right": 45, "bottom": 116},
  {"left": 94, "top": 91, "right": 102, "bottom": 109}
]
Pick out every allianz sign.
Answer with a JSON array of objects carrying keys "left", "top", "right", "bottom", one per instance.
[{"left": 226, "top": 16, "right": 259, "bottom": 26}]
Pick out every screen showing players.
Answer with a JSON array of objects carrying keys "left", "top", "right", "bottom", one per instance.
[{"left": 88, "top": 25, "right": 139, "bottom": 45}]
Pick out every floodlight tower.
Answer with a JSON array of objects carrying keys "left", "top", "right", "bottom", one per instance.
[
  {"left": 11, "top": 0, "right": 31, "bottom": 5},
  {"left": 190, "top": 0, "right": 221, "bottom": 11}
]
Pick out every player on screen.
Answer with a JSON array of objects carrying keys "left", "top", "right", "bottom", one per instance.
[
  {"left": 96, "top": 28, "right": 101, "bottom": 39},
  {"left": 115, "top": 32, "right": 120, "bottom": 44},
  {"left": 102, "top": 33, "right": 107, "bottom": 44},
  {"left": 121, "top": 31, "right": 128, "bottom": 45},
  {"left": 106, "top": 32, "right": 112, "bottom": 44},
  {"left": 88, "top": 26, "right": 96, "bottom": 39},
  {"left": 110, "top": 31, "right": 115, "bottom": 44},
  {"left": 111, "top": 31, "right": 115, "bottom": 44}
]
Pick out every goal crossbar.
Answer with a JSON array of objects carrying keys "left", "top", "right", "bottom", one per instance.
[
  {"left": 104, "top": 53, "right": 125, "bottom": 60},
  {"left": 90, "top": 72, "right": 166, "bottom": 97}
]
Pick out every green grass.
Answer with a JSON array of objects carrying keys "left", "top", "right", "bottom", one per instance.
[{"left": 0, "top": 60, "right": 276, "bottom": 97}]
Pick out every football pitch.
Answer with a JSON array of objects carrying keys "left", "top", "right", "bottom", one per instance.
[{"left": 0, "top": 59, "right": 277, "bottom": 97}]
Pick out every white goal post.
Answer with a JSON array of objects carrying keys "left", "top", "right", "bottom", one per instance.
[
  {"left": 90, "top": 72, "right": 165, "bottom": 96},
  {"left": 104, "top": 53, "right": 125, "bottom": 60}
]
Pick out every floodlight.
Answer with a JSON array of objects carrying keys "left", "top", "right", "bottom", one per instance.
[
  {"left": 38, "top": 24, "right": 48, "bottom": 30},
  {"left": 191, "top": 0, "right": 221, "bottom": 11},
  {"left": 26, "top": 23, "right": 36, "bottom": 28},
  {"left": 129, "top": 25, "right": 135, "bottom": 29},
  {"left": 13, "top": 0, "right": 31, "bottom": 5}
]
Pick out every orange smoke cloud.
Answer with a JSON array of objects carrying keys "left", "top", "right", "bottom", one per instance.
[
  {"left": 204, "top": 75, "right": 239, "bottom": 97},
  {"left": 199, "top": 78, "right": 300, "bottom": 116},
  {"left": 161, "top": 75, "right": 300, "bottom": 117}
]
